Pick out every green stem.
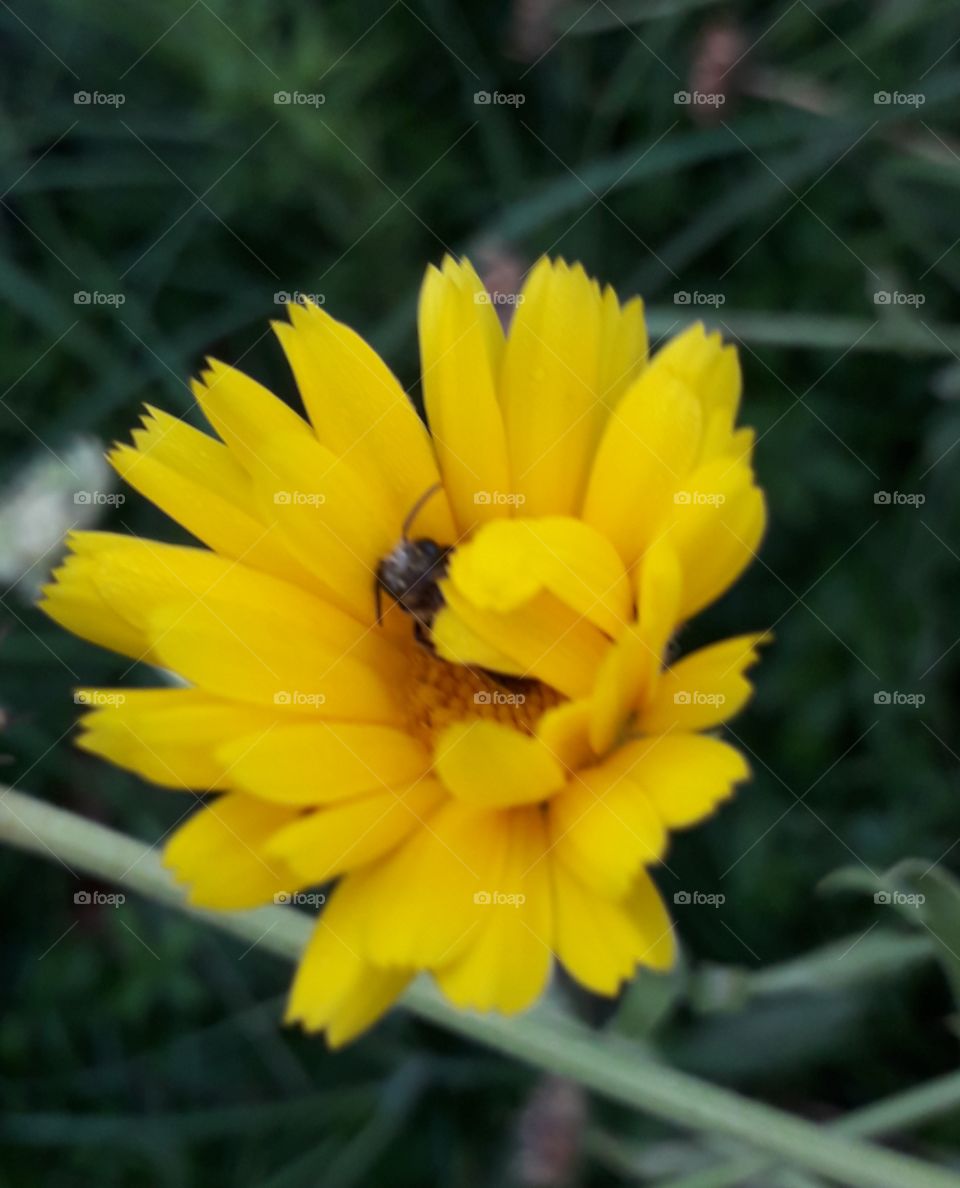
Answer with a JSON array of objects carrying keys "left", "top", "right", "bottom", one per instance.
[
  {"left": 2, "top": 788, "right": 957, "bottom": 1188},
  {"left": 651, "top": 1069, "right": 960, "bottom": 1188},
  {"left": 643, "top": 309, "right": 960, "bottom": 358}
]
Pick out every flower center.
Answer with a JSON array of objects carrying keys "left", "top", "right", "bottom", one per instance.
[{"left": 402, "top": 642, "right": 562, "bottom": 749}]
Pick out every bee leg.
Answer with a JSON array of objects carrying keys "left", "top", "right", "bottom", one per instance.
[{"left": 412, "top": 618, "right": 438, "bottom": 655}]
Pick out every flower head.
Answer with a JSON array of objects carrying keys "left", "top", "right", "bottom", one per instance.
[{"left": 41, "top": 257, "right": 765, "bottom": 1045}]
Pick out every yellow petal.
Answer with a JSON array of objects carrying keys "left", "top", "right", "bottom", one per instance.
[
  {"left": 552, "top": 863, "right": 674, "bottom": 994},
  {"left": 440, "top": 585, "right": 608, "bottom": 700},
  {"left": 246, "top": 430, "right": 396, "bottom": 622},
  {"left": 663, "top": 458, "right": 766, "bottom": 621},
  {"left": 336, "top": 800, "right": 510, "bottom": 969},
  {"left": 620, "top": 733, "right": 749, "bottom": 829},
  {"left": 499, "top": 259, "right": 605, "bottom": 516},
  {"left": 109, "top": 408, "right": 318, "bottom": 593},
  {"left": 75, "top": 688, "right": 286, "bottom": 790},
  {"left": 148, "top": 600, "right": 400, "bottom": 723},
  {"left": 265, "top": 779, "right": 446, "bottom": 882},
  {"left": 418, "top": 257, "right": 511, "bottom": 534},
  {"left": 436, "top": 806, "right": 553, "bottom": 1013},
  {"left": 536, "top": 699, "right": 594, "bottom": 772},
  {"left": 433, "top": 720, "right": 565, "bottom": 807},
  {"left": 191, "top": 358, "right": 313, "bottom": 468},
  {"left": 45, "top": 533, "right": 383, "bottom": 659},
  {"left": 274, "top": 301, "right": 455, "bottom": 543},
  {"left": 164, "top": 793, "right": 301, "bottom": 909},
  {"left": 626, "top": 868, "right": 677, "bottom": 971},
  {"left": 431, "top": 604, "right": 528, "bottom": 678},
  {"left": 549, "top": 756, "right": 666, "bottom": 898},
  {"left": 589, "top": 540, "right": 682, "bottom": 755},
  {"left": 39, "top": 555, "right": 146, "bottom": 660},
  {"left": 597, "top": 287, "right": 648, "bottom": 411},
  {"left": 652, "top": 323, "right": 741, "bottom": 463},
  {"left": 583, "top": 367, "right": 702, "bottom": 569},
  {"left": 446, "top": 516, "right": 632, "bottom": 637},
  {"left": 638, "top": 633, "right": 767, "bottom": 734},
  {"left": 218, "top": 722, "right": 430, "bottom": 805},
  {"left": 43, "top": 536, "right": 402, "bottom": 723},
  {"left": 286, "top": 890, "right": 412, "bottom": 1046}
]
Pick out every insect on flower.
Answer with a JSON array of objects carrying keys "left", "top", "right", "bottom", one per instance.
[
  {"left": 41, "top": 255, "right": 767, "bottom": 1047},
  {"left": 375, "top": 483, "right": 451, "bottom": 649}
]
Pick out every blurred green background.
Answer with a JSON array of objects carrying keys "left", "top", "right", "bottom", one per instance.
[{"left": 3, "top": 0, "right": 960, "bottom": 1184}]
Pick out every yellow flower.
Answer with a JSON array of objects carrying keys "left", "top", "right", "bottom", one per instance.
[{"left": 41, "top": 257, "right": 766, "bottom": 1046}]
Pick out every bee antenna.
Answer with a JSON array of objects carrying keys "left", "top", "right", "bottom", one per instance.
[{"left": 402, "top": 482, "right": 442, "bottom": 541}]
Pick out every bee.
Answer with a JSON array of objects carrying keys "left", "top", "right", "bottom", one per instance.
[
  {"left": 378, "top": 487, "right": 534, "bottom": 694},
  {"left": 375, "top": 484, "right": 452, "bottom": 648}
]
